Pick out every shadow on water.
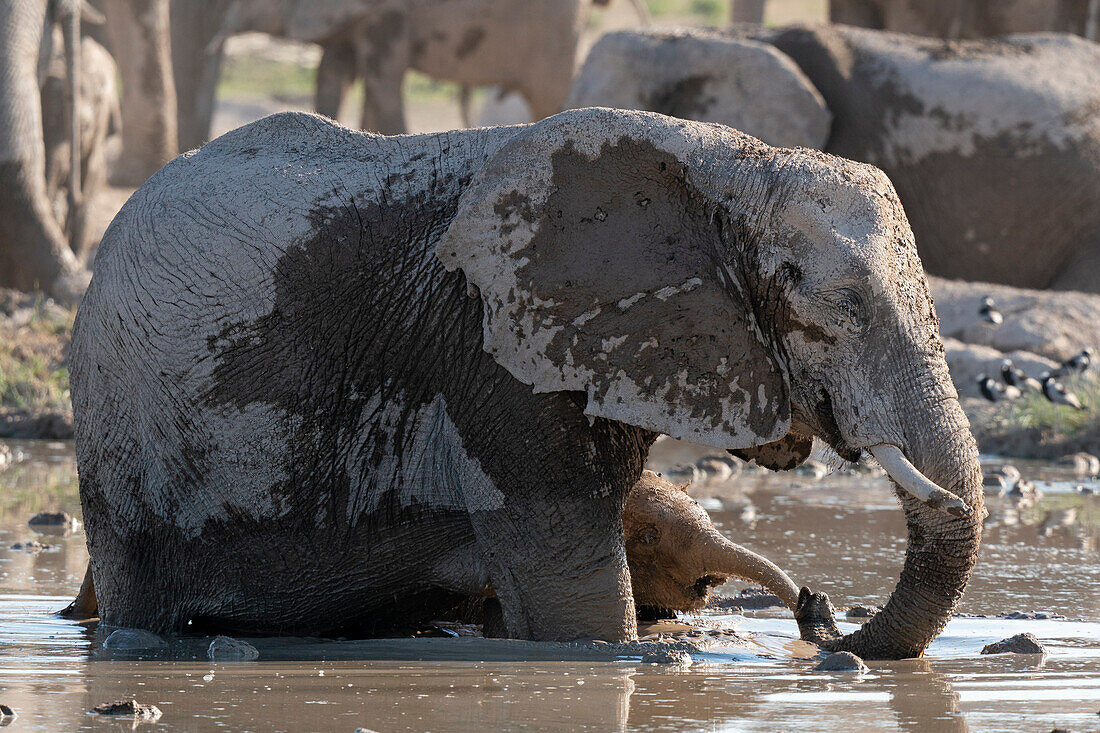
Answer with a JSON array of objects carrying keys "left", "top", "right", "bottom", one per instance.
[{"left": 0, "top": 438, "right": 1098, "bottom": 731}]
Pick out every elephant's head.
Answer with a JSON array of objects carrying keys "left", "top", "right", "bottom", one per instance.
[
  {"left": 624, "top": 470, "right": 803, "bottom": 617},
  {"left": 438, "top": 108, "right": 983, "bottom": 659}
]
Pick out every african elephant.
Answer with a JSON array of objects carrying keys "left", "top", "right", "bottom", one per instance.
[
  {"left": 0, "top": 0, "right": 92, "bottom": 302},
  {"left": 624, "top": 470, "right": 806, "bottom": 620},
  {"left": 71, "top": 107, "right": 983, "bottom": 658},
  {"left": 828, "top": 0, "right": 1099, "bottom": 40},
  {"left": 572, "top": 26, "right": 1100, "bottom": 293},
  {"left": 92, "top": 0, "right": 178, "bottom": 185},
  {"left": 168, "top": 0, "right": 627, "bottom": 150}
]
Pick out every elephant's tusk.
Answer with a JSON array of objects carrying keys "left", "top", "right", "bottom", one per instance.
[{"left": 869, "top": 444, "right": 972, "bottom": 519}]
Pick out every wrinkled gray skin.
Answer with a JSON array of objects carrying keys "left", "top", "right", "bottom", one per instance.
[
  {"left": 578, "top": 26, "right": 1100, "bottom": 293},
  {"left": 829, "top": 0, "right": 1098, "bottom": 40},
  {"left": 41, "top": 34, "right": 117, "bottom": 260},
  {"left": 93, "top": 0, "right": 178, "bottom": 185},
  {"left": 0, "top": 0, "right": 90, "bottom": 302},
  {"left": 72, "top": 108, "right": 982, "bottom": 658},
  {"left": 169, "top": 0, "right": 610, "bottom": 149},
  {"left": 733, "top": 0, "right": 1098, "bottom": 39},
  {"left": 567, "top": 30, "right": 831, "bottom": 149}
]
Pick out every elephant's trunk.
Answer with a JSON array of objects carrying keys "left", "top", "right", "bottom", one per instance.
[
  {"left": 805, "top": 396, "right": 983, "bottom": 659},
  {"left": 700, "top": 531, "right": 801, "bottom": 611}
]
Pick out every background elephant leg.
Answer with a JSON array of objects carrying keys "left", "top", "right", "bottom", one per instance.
[
  {"left": 356, "top": 38, "right": 408, "bottom": 134},
  {"left": 102, "top": 0, "right": 177, "bottom": 184},
  {"left": 170, "top": 0, "right": 232, "bottom": 151},
  {"left": 730, "top": 0, "right": 767, "bottom": 23},
  {"left": 829, "top": 0, "right": 885, "bottom": 27},
  {"left": 315, "top": 37, "right": 357, "bottom": 123}
]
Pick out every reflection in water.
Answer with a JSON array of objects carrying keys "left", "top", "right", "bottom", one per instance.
[{"left": 0, "top": 439, "right": 1098, "bottom": 731}]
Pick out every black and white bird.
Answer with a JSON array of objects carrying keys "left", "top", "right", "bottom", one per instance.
[
  {"left": 1060, "top": 348, "right": 1094, "bottom": 375},
  {"left": 979, "top": 296, "right": 1003, "bottom": 325},
  {"left": 1041, "top": 373, "right": 1085, "bottom": 411},
  {"left": 978, "top": 373, "right": 1020, "bottom": 402},
  {"left": 1001, "top": 359, "right": 1042, "bottom": 392}
]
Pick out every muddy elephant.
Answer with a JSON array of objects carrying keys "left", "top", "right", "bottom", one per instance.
[
  {"left": 168, "top": 0, "right": 633, "bottom": 149},
  {"left": 572, "top": 26, "right": 1100, "bottom": 293},
  {"left": 732, "top": 0, "right": 1099, "bottom": 39},
  {"left": 71, "top": 107, "right": 982, "bottom": 658},
  {"left": 566, "top": 30, "right": 832, "bottom": 149},
  {"left": 0, "top": 0, "right": 94, "bottom": 302},
  {"left": 829, "top": 0, "right": 1098, "bottom": 40}
]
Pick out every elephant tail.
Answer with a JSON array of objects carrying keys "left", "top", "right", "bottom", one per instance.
[{"left": 59, "top": 563, "right": 98, "bottom": 620}]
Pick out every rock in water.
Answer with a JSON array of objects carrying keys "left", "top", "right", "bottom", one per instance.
[
  {"left": 981, "top": 632, "right": 1047, "bottom": 655},
  {"left": 208, "top": 635, "right": 260, "bottom": 661},
  {"left": 0, "top": 704, "right": 15, "bottom": 721},
  {"left": 814, "top": 651, "right": 869, "bottom": 672},
  {"left": 27, "top": 511, "right": 81, "bottom": 535},
  {"left": 640, "top": 648, "right": 692, "bottom": 667},
  {"left": 845, "top": 605, "right": 881, "bottom": 619},
  {"left": 90, "top": 699, "right": 162, "bottom": 720},
  {"left": 103, "top": 628, "right": 168, "bottom": 650}
]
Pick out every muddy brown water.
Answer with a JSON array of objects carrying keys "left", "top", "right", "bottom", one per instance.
[{"left": 0, "top": 438, "right": 1097, "bottom": 731}]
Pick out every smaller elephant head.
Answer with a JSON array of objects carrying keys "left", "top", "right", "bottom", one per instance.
[{"left": 624, "top": 470, "right": 802, "bottom": 617}]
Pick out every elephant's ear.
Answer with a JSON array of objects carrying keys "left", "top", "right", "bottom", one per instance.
[
  {"left": 730, "top": 431, "right": 812, "bottom": 471},
  {"left": 437, "top": 109, "right": 792, "bottom": 449}
]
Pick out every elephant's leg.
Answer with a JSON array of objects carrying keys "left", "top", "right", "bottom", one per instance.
[
  {"left": 730, "top": 0, "right": 767, "bottom": 23},
  {"left": 454, "top": 392, "right": 649, "bottom": 642},
  {"left": 315, "top": 37, "right": 357, "bottom": 123},
  {"left": 101, "top": 0, "right": 177, "bottom": 185},
  {"left": 356, "top": 38, "right": 408, "bottom": 134},
  {"left": 170, "top": 0, "right": 232, "bottom": 151}
]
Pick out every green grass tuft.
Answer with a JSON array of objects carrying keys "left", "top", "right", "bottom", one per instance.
[
  {"left": 991, "top": 372, "right": 1100, "bottom": 439},
  {"left": 0, "top": 298, "right": 74, "bottom": 412}
]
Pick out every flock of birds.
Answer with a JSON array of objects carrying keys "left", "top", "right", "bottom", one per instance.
[{"left": 976, "top": 298, "right": 1094, "bottom": 409}]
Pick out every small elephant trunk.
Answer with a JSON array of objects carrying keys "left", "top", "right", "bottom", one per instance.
[{"left": 700, "top": 531, "right": 802, "bottom": 612}]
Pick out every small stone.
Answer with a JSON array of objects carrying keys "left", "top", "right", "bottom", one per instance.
[
  {"left": 981, "top": 632, "right": 1047, "bottom": 655},
  {"left": 90, "top": 699, "right": 162, "bottom": 720},
  {"left": 0, "top": 704, "right": 15, "bottom": 720},
  {"left": 663, "top": 464, "right": 701, "bottom": 484},
  {"left": 1057, "top": 452, "right": 1100, "bottom": 478},
  {"left": 640, "top": 648, "right": 692, "bottom": 667},
  {"left": 103, "top": 628, "right": 168, "bottom": 650},
  {"left": 845, "top": 605, "right": 881, "bottom": 619},
  {"left": 813, "top": 651, "right": 869, "bottom": 672},
  {"left": 9, "top": 540, "right": 51, "bottom": 553},
  {"left": 1008, "top": 479, "right": 1041, "bottom": 501},
  {"left": 27, "top": 511, "right": 80, "bottom": 535},
  {"left": 982, "top": 474, "right": 1007, "bottom": 496},
  {"left": 695, "top": 496, "right": 724, "bottom": 512},
  {"left": 695, "top": 455, "right": 740, "bottom": 481},
  {"left": 1076, "top": 485, "right": 1097, "bottom": 495},
  {"left": 207, "top": 635, "right": 260, "bottom": 661},
  {"left": 796, "top": 460, "right": 829, "bottom": 479}
]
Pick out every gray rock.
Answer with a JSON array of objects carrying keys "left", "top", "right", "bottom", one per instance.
[
  {"left": 90, "top": 699, "right": 162, "bottom": 720},
  {"left": 990, "top": 464, "right": 1022, "bottom": 483},
  {"left": 1058, "top": 452, "right": 1100, "bottom": 477},
  {"left": 695, "top": 455, "right": 740, "bottom": 481},
  {"left": 796, "top": 460, "right": 829, "bottom": 479},
  {"left": 813, "top": 651, "right": 869, "bottom": 672},
  {"left": 981, "top": 632, "right": 1047, "bottom": 655},
  {"left": 982, "top": 474, "right": 1007, "bottom": 497},
  {"left": 662, "top": 464, "right": 701, "bottom": 484},
  {"left": 1008, "top": 479, "right": 1041, "bottom": 501},
  {"left": 641, "top": 648, "right": 692, "bottom": 667},
  {"left": 9, "top": 541, "right": 52, "bottom": 553},
  {"left": 0, "top": 704, "right": 15, "bottom": 721},
  {"left": 207, "top": 635, "right": 260, "bottom": 661},
  {"left": 26, "top": 511, "right": 81, "bottom": 536},
  {"left": 103, "top": 628, "right": 168, "bottom": 650},
  {"left": 845, "top": 605, "right": 881, "bottom": 619},
  {"left": 1077, "top": 485, "right": 1097, "bottom": 495}
]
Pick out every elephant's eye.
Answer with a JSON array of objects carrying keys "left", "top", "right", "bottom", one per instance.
[{"left": 825, "top": 288, "right": 868, "bottom": 330}]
